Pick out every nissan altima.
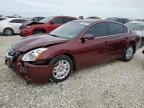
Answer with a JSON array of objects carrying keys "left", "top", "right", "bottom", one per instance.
[{"left": 5, "top": 19, "right": 141, "bottom": 83}]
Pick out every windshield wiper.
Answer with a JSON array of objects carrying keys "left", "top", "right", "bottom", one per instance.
[
  {"left": 49, "top": 33, "right": 70, "bottom": 39},
  {"left": 49, "top": 34, "right": 60, "bottom": 37}
]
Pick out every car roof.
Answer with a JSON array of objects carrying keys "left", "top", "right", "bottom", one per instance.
[
  {"left": 44, "top": 16, "right": 77, "bottom": 19},
  {"left": 107, "top": 17, "right": 129, "bottom": 20},
  {"left": 6, "top": 18, "right": 27, "bottom": 20},
  {"left": 4, "top": 18, "right": 29, "bottom": 21},
  {"left": 73, "top": 19, "right": 123, "bottom": 24},
  {"left": 74, "top": 19, "right": 104, "bottom": 23}
]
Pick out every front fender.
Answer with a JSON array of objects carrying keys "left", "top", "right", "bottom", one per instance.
[{"left": 39, "top": 49, "right": 74, "bottom": 60}]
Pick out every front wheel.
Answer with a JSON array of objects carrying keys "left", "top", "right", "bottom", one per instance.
[
  {"left": 3, "top": 28, "right": 14, "bottom": 36},
  {"left": 49, "top": 55, "right": 73, "bottom": 82},
  {"left": 122, "top": 44, "right": 134, "bottom": 62}
]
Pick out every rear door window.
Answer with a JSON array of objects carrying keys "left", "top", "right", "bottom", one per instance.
[
  {"left": 108, "top": 22, "right": 128, "bottom": 35},
  {"left": 86, "top": 22, "right": 109, "bottom": 37}
]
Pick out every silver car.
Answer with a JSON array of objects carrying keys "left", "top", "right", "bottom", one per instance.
[{"left": 125, "top": 21, "right": 144, "bottom": 47}]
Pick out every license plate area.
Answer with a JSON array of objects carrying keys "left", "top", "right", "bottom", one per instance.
[
  {"left": 6, "top": 59, "right": 12, "bottom": 67},
  {"left": 6, "top": 57, "right": 14, "bottom": 67}
]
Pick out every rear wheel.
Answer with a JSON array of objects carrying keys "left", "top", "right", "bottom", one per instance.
[
  {"left": 49, "top": 55, "right": 73, "bottom": 82},
  {"left": 4, "top": 28, "right": 14, "bottom": 36},
  {"left": 122, "top": 44, "right": 134, "bottom": 62},
  {"left": 33, "top": 30, "right": 45, "bottom": 35}
]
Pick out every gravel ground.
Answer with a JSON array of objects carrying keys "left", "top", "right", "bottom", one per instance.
[{"left": 0, "top": 35, "right": 144, "bottom": 108}]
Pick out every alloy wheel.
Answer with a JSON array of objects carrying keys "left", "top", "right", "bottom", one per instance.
[
  {"left": 126, "top": 47, "right": 134, "bottom": 60},
  {"left": 53, "top": 60, "right": 71, "bottom": 80}
]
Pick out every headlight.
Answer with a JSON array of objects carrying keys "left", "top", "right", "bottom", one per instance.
[{"left": 22, "top": 48, "right": 47, "bottom": 62}]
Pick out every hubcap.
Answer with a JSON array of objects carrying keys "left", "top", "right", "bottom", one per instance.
[
  {"left": 53, "top": 60, "right": 70, "bottom": 80},
  {"left": 5, "top": 29, "right": 12, "bottom": 36},
  {"left": 126, "top": 47, "right": 133, "bottom": 60}
]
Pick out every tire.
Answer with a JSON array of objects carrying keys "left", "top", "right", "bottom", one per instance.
[
  {"left": 33, "top": 30, "right": 45, "bottom": 35},
  {"left": 122, "top": 44, "right": 134, "bottom": 62},
  {"left": 49, "top": 55, "right": 73, "bottom": 82},
  {"left": 3, "top": 28, "right": 14, "bottom": 36},
  {"left": 141, "top": 37, "right": 144, "bottom": 47},
  {"left": 142, "top": 50, "right": 144, "bottom": 54}
]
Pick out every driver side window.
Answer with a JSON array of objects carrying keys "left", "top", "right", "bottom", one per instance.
[{"left": 87, "top": 22, "right": 109, "bottom": 37}]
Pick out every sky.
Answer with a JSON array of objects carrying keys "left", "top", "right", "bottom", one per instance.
[{"left": 0, "top": 0, "right": 144, "bottom": 19}]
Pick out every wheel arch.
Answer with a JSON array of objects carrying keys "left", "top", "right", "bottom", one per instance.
[
  {"left": 3, "top": 27, "right": 14, "bottom": 33},
  {"left": 61, "top": 53, "right": 76, "bottom": 71},
  {"left": 129, "top": 41, "right": 136, "bottom": 53},
  {"left": 50, "top": 52, "right": 76, "bottom": 71},
  {"left": 33, "top": 28, "right": 46, "bottom": 34}
]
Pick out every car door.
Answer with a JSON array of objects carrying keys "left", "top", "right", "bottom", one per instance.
[
  {"left": 47, "top": 17, "right": 64, "bottom": 32},
  {"left": 105, "top": 22, "right": 129, "bottom": 60},
  {"left": 9, "top": 19, "right": 26, "bottom": 33},
  {"left": 75, "top": 22, "right": 110, "bottom": 67}
]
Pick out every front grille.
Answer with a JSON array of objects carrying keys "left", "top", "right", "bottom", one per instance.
[
  {"left": 7, "top": 49, "right": 19, "bottom": 61},
  {"left": 8, "top": 49, "right": 16, "bottom": 56}
]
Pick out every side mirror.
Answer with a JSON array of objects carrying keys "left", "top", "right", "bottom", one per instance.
[
  {"left": 82, "top": 34, "right": 95, "bottom": 40},
  {"left": 81, "top": 34, "right": 95, "bottom": 43}
]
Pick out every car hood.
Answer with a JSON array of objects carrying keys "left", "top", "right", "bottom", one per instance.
[{"left": 12, "top": 34, "right": 68, "bottom": 52}]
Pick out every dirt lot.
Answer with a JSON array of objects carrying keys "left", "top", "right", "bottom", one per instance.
[{"left": 0, "top": 35, "right": 144, "bottom": 108}]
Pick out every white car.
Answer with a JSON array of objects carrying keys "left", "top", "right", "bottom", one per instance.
[
  {"left": 125, "top": 21, "right": 144, "bottom": 47},
  {"left": 0, "top": 18, "right": 29, "bottom": 36}
]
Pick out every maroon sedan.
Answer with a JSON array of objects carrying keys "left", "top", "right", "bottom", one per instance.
[{"left": 5, "top": 19, "right": 141, "bottom": 83}]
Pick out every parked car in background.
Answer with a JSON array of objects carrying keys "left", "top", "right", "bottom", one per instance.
[
  {"left": 20, "top": 16, "right": 77, "bottom": 37},
  {"left": 0, "top": 18, "right": 30, "bottom": 36},
  {"left": 1, "top": 15, "right": 20, "bottom": 18},
  {"left": 125, "top": 21, "right": 144, "bottom": 47},
  {"left": 5, "top": 19, "right": 140, "bottom": 83},
  {"left": 0, "top": 17, "right": 6, "bottom": 21},
  {"left": 135, "top": 19, "right": 144, "bottom": 22},
  {"left": 107, "top": 17, "right": 130, "bottom": 24},
  {"left": 31, "top": 17, "right": 45, "bottom": 22}
]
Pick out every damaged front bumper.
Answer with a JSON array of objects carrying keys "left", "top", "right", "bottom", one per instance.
[{"left": 5, "top": 57, "right": 54, "bottom": 83}]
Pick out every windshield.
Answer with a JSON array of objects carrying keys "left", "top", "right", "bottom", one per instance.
[
  {"left": 39, "top": 16, "right": 53, "bottom": 23},
  {"left": 49, "top": 21, "right": 89, "bottom": 39},
  {"left": 125, "top": 23, "right": 144, "bottom": 31}
]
